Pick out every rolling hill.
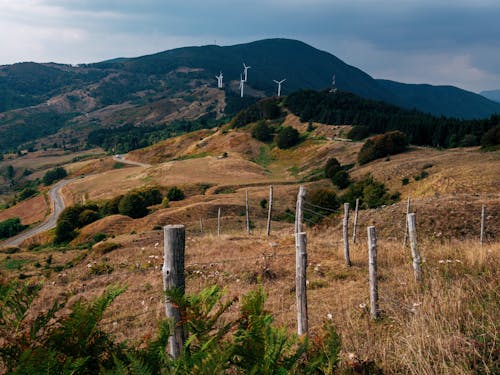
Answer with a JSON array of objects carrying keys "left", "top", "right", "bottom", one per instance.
[{"left": 1, "top": 38, "right": 500, "bottom": 154}]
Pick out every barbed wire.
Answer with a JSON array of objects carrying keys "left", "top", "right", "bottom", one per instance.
[{"left": 303, "top": 200, "right": 341, "bottom": 213}]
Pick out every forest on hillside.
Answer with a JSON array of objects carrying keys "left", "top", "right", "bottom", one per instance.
[{"left": 285, "top": 90, "right": 499, "bottom": 148}]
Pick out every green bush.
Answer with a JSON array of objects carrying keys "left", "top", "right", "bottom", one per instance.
[
  {"left": 118, "top": 192, "right": 148, "bottom": 218},
  {"left": 0, "top": 217, "right": 26, "bottom": 239},
  {"left": 18, "top": 187, "right": 38, "bottom": 201},
  {"left": 342, "top": 175, "right": 399, "bottom": 208},
  {"left": 348, "top": 125, "right": 370, "bottom": 140},
  {"left": 306, "top": 188, "right": 340, "bottom": 225},
  {"left": 42, "top": 167, "right": 67, "bottom": 186},
  {"left": 54, "top": 219, "right": 76, "bottom": 244},
  {"left": 167, "top": 186, "right": 185, "bottom": 201},
  {"left": 324, "top": 157, "right": 342, "bottom": 179},
  {"left": 101, "top": 195, "right": 123, "bottom": 215},
  {"left": 331, "top": 170, "right": 350, "bottom": 189},
  {"left": 251, "top": 120, "right": 274, "bottom": 142},
  {"left": 139, "top": 187, "right": 163, "bottom": 206},
  {"left": 358, "top": 131, "right": 409, "bottom": 165},
  {"left": 276, "top": 126, "right": 300, "bottom": 149}
]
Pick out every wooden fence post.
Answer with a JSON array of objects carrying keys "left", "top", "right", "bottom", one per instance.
[
  {"left": 407, "top": 213, "right": 422, "bottom": 282},
  {"left": 295, "top": 186, "right": 306, "bottom": 235},
  {"left": 162, "top": 225, "right": 187, "bottom": 359},
  {"left": 367, "top": 226, "right": 379, "bottom": 320},
  {"left": 343, "top": 203, "right": 351, "bottom": 267},
  {"left": 403, "top": 197, "right": 411, "bottom": 246},
  {"left": 480, "top": 205, "right": 486, "bottom": 245},
  {"left": 295, "top": 231, "right": 308, "bottom": 336},
  {"left": 217, "top": 207, "right": 221, "bottom": 236},
  {"left": 266, "top": 186, "right": 273, "bottom": 236},
  {"left": 246, "top": 190, "right": 250, "bottom": 234},
  {"left": 352, "top": 198, "right": 359, "bottom": 244},
  {"left": 199, "top": 218, "right": 204, "bottom": 234}
]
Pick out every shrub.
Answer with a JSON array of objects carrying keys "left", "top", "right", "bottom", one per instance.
[
  {"left": 101, "top": 195, "right": 123, "bottom": 215},
  {"left": 260, "top": 198, "right": 268, "bottom": 209},
  {"left": 331, "top": 170, "right": 351, "bottom": 189},
  {"left": 42, "top": 167, "right": 67, "bottom": 186},
  {"left": 358, "top": 131, "right": 409, "bottom": 165},
  {"left": 324, "top": 158, "right": 342, "bottom": 179},
  {"left": 306, "top": 188, "right": 340, "bottom": 225},
  {"left": 92, "top": 232, "right": 107, "bottom": 243},
  {"left": 93, "top": 242, "right": 121, "bottom": 255},
  {"left": 348, "top": 125, "right": 370, "bottom": 140},
  {"left": 167, "top": 186, "right": 185, "bottom": 201},
  {"left": 276, "top": 126, "right": 300, "bottom": 149},
  {"left": 162, "top": 197, "right": 170, "bottom": 208},
  {"left": 342, "top": 175, "right": 399, "bottom": 208},
  {"left": 78, "top": 209, "right": 100, "bottom": 227},
  {"left": 18, "top": 187, "right": 38, "bottom": 201},
  {"left": 402, "top": 177, "right": 410, "bottom": 186},
  {"left": 54, "top": 219, "right": 76, "bottom": 244},
  {"left": 118, "top": 192, "right": 148, "bottom": 218},
  {"left": 140, "top": 187, "right": 163, "bottom": 206},
  {"left": 251, "top": 121, "right": 274, "bottom": 142},
  {"left": 0, "top": 217, "right": 26, "bottom": 239}
]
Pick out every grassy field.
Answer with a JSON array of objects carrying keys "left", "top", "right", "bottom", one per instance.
[{"left": 0, "top": 117, "right": 498, "bottom": 373}]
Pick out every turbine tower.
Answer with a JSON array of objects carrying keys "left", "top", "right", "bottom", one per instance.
[
  {"left": 239, "top": 74, "right": 245, "bottom": 98},
  {"left": 215, "top": 71, "right": 223, "bottom": 88},
  {"left": 330, "top": 73, "right": 338, "bottom": 93},
  {"left": 243, "top": 63, "right": 251, "bottom": 82},
  {"left": 273, "top": 79, "right": 286, "bottom": 97}
]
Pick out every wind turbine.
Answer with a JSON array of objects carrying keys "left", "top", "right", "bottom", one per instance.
[
  {"left": 239, "top": 74, "right": 245, "bottom": 98},
  {"left": 243, "top": 63, "right": 251, "bottom": 82},
  {"left": 273, "top": 79, "right": 286, "bottom": 97},
  {"left": 330, "top": 73, "right": 338, "bottom": 93},
  {"left": 215, "top": 71, "right": 223, "bottom": 88}
]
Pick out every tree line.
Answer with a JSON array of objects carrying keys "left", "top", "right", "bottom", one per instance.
[{"left": 285, "top": 90, "right": 499, "bottom": 148}]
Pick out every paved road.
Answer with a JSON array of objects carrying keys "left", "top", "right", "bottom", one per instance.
[{"left": 0, "top": 178, "right": 76, "bottom": 247}]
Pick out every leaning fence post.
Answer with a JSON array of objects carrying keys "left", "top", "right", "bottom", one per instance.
[
  {"left": 343, "top": 203, "right": 351, "bottom": 266},
  {"left": 403, "top": 197, "right": 411, "bottom": 246},
  {"left": 352, "top": 198, "right": 359, "bottom": 244},
  {"left": 217, "top": 207, "right": 221, "bottom": 236},
  {"left": 199, "top": 218, "right": 204, "bottom": 234},
  {"left": 295, "top": 231, "right": 308, "bottom": 336},
  {"left": 246, "top": 190, "right": 250, "bottom": 234},
  {"left": 407, "top": 213, "right": 422, "bottom": 282},
  {"left": 162, "top": 225, "right": 187, "bottom": 359},
  {"left": 480, "top": 205, "right": 486, "bottom": 245},
  {"left": 367, "top": 226, "right": 379, "bottom": 320},
  {"left": 266, "top": 186, "right": 273, "bottom": 236}
]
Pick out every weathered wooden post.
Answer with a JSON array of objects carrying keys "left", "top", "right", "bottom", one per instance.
[
  {"left": 480, "top": 205, "right": 486, "bottom": 245},
  {"left": 266, "top": 185, "right": 273, "bottom": 236},
  {"left": 343, "top": 203, "right": 351, "bottom": 267},
  {"left": 162, "top": 225, "right": 187, "bottom": 359},
  {"left": 295, "top": 231, "right": 308, "bottom": 336},
  {"left": 217, "top": 207, "right": 221, "bottom": 236},
  {"left": 403, "top": 197, "right": 411, "bottom": 246},
  {"left": 407, "top": 213, "right": 422, "bottom": 282},
  {"left": 367, "top": 226, "right": 379, "bottom": 320},
  {"left": 246, "top": 190, "right": 250, "bottom": 234},
  {"left": 352, "top": 198, "right": 359, "bottom": 244},
  {"left": 295, "top": 186, "right": 306, "bottom": 235},
  {"left": 199, "top": 218, "right": 204, "bottom": 234}
]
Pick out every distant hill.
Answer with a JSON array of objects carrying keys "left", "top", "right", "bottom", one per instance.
[
  {"left": 1, "top": 38, "right": 500, "bottom": 152},
  {"left": 480, "top": 89, "right": 500, "bottom": 103}
]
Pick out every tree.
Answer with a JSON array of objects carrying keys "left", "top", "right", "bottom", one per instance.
[
  {"left": 331, "top": 170, "right": 350, "bottom": 189},
  {"left": 358, "top": 131, "right": 408, "bottom": 165},
  {"left": 166, "top": 186, "right": 185, "bottom": 201},
  {"left": 276, "top": 126, "right": 300, "bottom": 149},
  {"left": 54, "top": 219, "right": 76, "bottom": 243},
  {"left": 324, "top": 158, "right": 341, "bottom": 179},
  {"left": 42, "top": 167, "right": 67, "bottom": 186},
  {"left": 481, "top": 123, "right": 500, "bottom": 148},
  {"left": 0, "top": 217, "right": 26, "bottom": 239},
  {"left": 118, "top": 192, "right": 148, "bottom": 218},
  {"left": 251, "top": 121, "right": 274, "bottom": 142}
]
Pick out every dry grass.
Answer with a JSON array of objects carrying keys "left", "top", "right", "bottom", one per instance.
[
  {"left": 3, "top": 220, "right": 497, "bottom": 373},
  {"left": 0, "top": 194, "right": 48, "bottom": 225}
]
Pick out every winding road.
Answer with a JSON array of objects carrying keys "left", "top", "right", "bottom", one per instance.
[{"left": 0, "top": 178, "right": 76, "bottom": 247}]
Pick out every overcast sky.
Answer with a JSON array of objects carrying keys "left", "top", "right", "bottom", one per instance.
[{"left": 1, "top": 0, "right": 499, "bottom": 93}]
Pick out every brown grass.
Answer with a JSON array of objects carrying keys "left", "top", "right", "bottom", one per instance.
[{"left": 0, "top": 194, "right": 48, "bottom": 225}]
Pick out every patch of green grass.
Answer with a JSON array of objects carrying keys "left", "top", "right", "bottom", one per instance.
[
  {"left": 172, "top": 152, "right": 208, "bottom": 161},
  {"left": 252, "top": 146, "right": 274, "bottom": 167},
  {"left": 113, "top": 162, "right": 125, "bottom": 169},
  {"left": 3, "top": 258, "right": 30, "bottom": 270}
]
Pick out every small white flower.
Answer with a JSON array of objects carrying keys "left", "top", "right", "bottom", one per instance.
[
  {"left": 438, "top": 260, "right": 445, "bottom": 264},
  {"left": 326, "top": 313, "right": 333, "bottom": 320},
  {"left": 359, "top": 303, "right": 367, "bottom": 309}
]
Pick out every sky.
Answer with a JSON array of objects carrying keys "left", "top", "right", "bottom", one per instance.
[{"left": 1, "top": 0, "right": 499, "bottom": 93}]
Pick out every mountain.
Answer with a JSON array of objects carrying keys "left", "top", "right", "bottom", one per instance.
[
  {"left": 1, "top": 38, "right": 500, "bottom": 152},
  {"left": 480, "top": 89, "right": 500, "bottom": 103}
]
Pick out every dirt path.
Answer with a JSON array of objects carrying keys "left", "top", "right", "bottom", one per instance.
[
  {"left": 113, "top": 155, "right": 151, "bottom": 168},
  {"left": 0, "top": 179, "right": 76, "bottom": 247}
]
